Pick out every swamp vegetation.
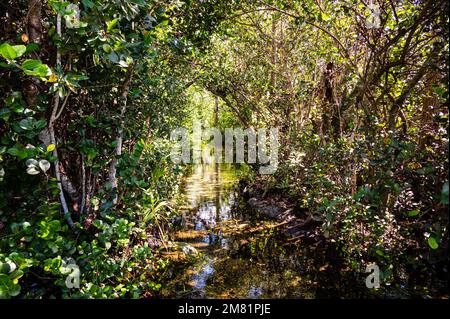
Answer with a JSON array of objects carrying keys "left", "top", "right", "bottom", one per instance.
[{"left": 0, "top": 0, "right": 448, "bottom": 298}]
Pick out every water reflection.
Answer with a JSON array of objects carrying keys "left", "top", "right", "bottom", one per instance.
[
  {"left": 178, "top": 164, "right": 236, "bottom": 296},
  {"left": 184, "top": 163, "right": 236, "bottom": 227},
  {"left": 163, "top": 164, "right": 366, "bottom": 299}
]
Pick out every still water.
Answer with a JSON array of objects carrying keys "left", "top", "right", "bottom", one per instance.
[{"left": 161, "top": 164, "right": 369, "bottom": 298}]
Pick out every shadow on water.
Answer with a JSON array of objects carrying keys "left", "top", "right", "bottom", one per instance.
[{"left": 160, "top": 164, "right": 371, "bottom": 299}]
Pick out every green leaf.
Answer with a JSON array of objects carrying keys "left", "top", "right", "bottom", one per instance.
[
  {"left": 0, "top": 43, "right": 16, "bottom": 60},
  {"left": 18, "top": 117, "right": 46, "bottom": 131},
  {"left": 25, "top": 43, "right": 39, "bottom": 54},
  {"left": 9, "top": 269, "right": 24, "bottom": 281},
  {"left": 19, "top": 117, "right": 35, "bottom": 130},
  {"left": 12, "top": 45, "right": 26, "bottom": 58},
  {"left": 9, "top": 283, "right": 21, "bottom": 297},
  {"left": 35, "top": 119, "right": 46, "bottom": 130},
  {"left": 48, "top": 220, "right": 61, "bottom": 232},
  {"left": 0, "top": 273, "right": 21, "bottom": 297},
  {"left": 82, "top": 0, "right": 94, "bottom": 9},
  {"left": 64, "top": 72, "right": 89, "bottom": 90},
  {"left": 0, "top": 61, "right": 14, "bottom": 68},
  {"left": 321, "top": 13, "right": 330, "bottom": 21},
  {"left": 428, "top": 236, "right": 439, "bottom": 249},
  {"left": 7, "top": 145, "right": 29, "bottom": 160},
  {"left": 107, "top": 52, "right": 119, "bottom": 63},
  {"left": 7, "top": 147, "right": 20, "bottom": 157},
  {"left": 106, "top": 18, "right": 119, "bottom": 32},
  {"left": 48, "top": 0, "right": 70, "bottom": 14},
  {"left": 0, "top": 43, "right": 26, "bottom": 60},
  {"left": 376, "top": 249, "right": 384, "bottom": 256},
  {"left": 0, "top": 263, "right": 11, "bottom": 274},
  {"left": 102, "top": 44, "right": 112, "bottom": 53},
  {"left": 21, "top": 59, "right": 41, "bottom": 71},
  {"left": 46, "top": 144, "right": 56, "bottom": 152},
  {"left": 92, "top": 219, "right": 102, "bottom": 227},
  {"left": 408, "top": 210, "right": 419, "bottom": 217},
  {"left": 0, "top": 108, "right": 11, "bottom": 120},
  {"left": 21, "top": 59, "right": 52, "bottom": 78}
]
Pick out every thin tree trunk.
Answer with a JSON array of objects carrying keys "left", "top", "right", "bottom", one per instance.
[
  {"left": 27, "top": 1, "right": 74, "bottom": 228},
  {"left": 108, "top": 64, "right": 135, "bottom": 204},
  {"left": 49, "top": 12, "right": 75, "bottom": 229},
  {"left": 270, "top": 16, "right": 277, "bottom": 93},
  {"left": 23, "top": 0, "right": 41, "bottom": 107},
  {"left": 27, "top": 0, "right": 42, "bottom": 45},
  {"left": 145, "top": 116, "right": 152, "bottom": 144},
  {"left": 214, "top": 96, "right": 219, "bottom": 126},
  {"left": 80, "top": 154, "right": 86, "bottom": 214}
]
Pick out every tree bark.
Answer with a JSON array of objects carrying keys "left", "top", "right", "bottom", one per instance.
[
  {"left": 23, "top": 0, "right": 42, "bottom": 107},
  {"left": 214, "top": 96, "right": 219, "bottom": 126},
  {"left": 27, "top": 0, "right": 42, "bottom": 45},
  {"left": 50, "top": 12, "right": 75, "bottom": 229},
  {"left": 108, "top": 64, "right": 135, "bottom": 205}
]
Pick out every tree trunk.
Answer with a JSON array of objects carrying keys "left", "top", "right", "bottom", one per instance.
[
  {"left": 23, "top": 0, "right": 41, "bottom": 107},
  {"left": 27, "top": 0, "right": 42, "bottom": 45},
  {"left": 214, "top": 96, "right": 219, "bottom": 126},
  {"left": 108, "top": 64, "right": 135, "bottom": 205},
  {"left": 50, "top": 12, "right": 75, "bottom": 229}
]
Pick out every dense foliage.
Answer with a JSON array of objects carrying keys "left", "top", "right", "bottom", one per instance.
[
  {"left": 0, "top": 0, "right": 237, "bottom": 298},
  {"left": 199, "top": 0, "right": 448, "bottom": 293},
  {"left": 0, "top": 0, "right": 448, "bottom": 298}
]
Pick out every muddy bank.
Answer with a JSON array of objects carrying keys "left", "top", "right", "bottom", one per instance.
[{"left": 239, "top": 180, "right": 322, "bottom": 242}]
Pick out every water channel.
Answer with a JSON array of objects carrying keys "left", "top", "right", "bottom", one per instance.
[{"left": 160, "top": 163, "right": 373, "bottom": 298}]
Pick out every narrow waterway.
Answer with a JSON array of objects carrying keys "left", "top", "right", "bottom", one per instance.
[{"left": 161, "top": 164, "right": 370, "bottom": 298}]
